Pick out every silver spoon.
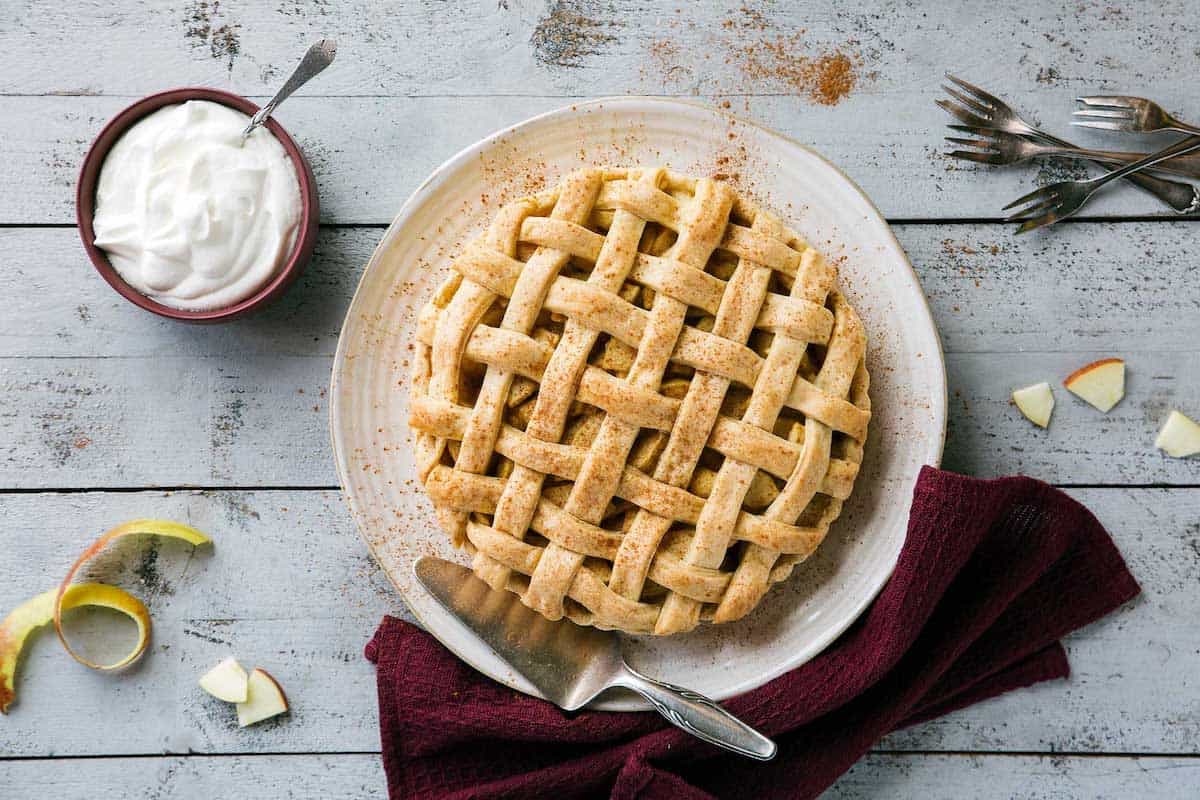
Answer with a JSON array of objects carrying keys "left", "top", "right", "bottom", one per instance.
[{"left": 241, "top": 39, "right": 337, "bottom": 141}]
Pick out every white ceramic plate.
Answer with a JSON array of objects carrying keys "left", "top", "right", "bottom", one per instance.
[{"left": 331, "top": 97, "right": 946, "bottom": 711}]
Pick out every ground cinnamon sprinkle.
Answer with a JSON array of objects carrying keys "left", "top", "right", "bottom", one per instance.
[
  {"left": 809, "top": 52, "right": 856, "bottom": 105},
  {"left": 647, "top": 38, "right": 682, "bottom": 81},
  {"left": 644, "top": 6, "right": 864, "bottom": 105},
  {"left": 735, "top": 41, "right": 859, "bottom": 105}
]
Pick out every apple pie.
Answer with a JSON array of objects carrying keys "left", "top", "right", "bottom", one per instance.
[{"left": 409, "top": 167, "right": 870, "bottom": 635}]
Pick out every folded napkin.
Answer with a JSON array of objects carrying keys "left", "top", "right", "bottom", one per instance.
[{"left": 366, "top": 466, "right": 1140, "bottom": 799}]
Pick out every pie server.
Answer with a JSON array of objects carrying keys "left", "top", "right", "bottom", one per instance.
[{"left": 414, "top": 556, "right": 777, "bottom": 760}]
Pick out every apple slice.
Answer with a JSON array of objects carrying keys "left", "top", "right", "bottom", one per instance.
[
  {"left": 199, "top": 657, "right": 249, "bottom": 703},
  {"left": 1012, "top": 382, "right": 1054, "bottom": 428},
  {"left": 1155, "top": 410, "right": 1200, "bottom": 458},
  {"left": 237, "top": 668, "right": 289, "bottom": 727},
  {"left": 1064, "top": 358, "right": 1125, "bottom": 413}
]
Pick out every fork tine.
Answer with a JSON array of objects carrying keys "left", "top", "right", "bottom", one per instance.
[
  {"left": 1002, "top": 184, "right": 1057, "bottom": 212},
  {"left": 944, "top": 136, "right": 992, "bottom": 148},
  {"left": 947, "top": 150, "right": 1002, "bottom": 165},
  {"left": 936, "top": 98, "right": 989, "bottom": 127},
  {"left": 1005, "top": 195, "right": 1059, "bottom": 221},
  {"left": 1071, "top": 120, "right": 1133, "bottom": 132},
  {"left": 942, "top": 85, "right": 991, "bottom": 116},
  {"left": 1016, "top": 210, "right": 1062, "bottom": 234},
  {"left": 1076, "top": 95, "right": 1134, "bottom": 108},
  {"left": 944, "top": 74, "right": 1003, "bottom": 108},
  {"left": 947, "top": 123, "right": 995, "bottom": 135},
  {"left": 1072, "top": 108, "right": 1134, "bottom": 120}
]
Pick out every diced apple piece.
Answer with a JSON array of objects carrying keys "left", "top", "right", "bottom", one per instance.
[
  {"left": 1155, "top": 410, "right": 1200, "bottom": 458},
  {"left": 199, "top": 657, "right": 249, "bottom": 703},
  {"left": 236, "top": 668, "right": 289, "bottom": 727},
  {"left": 1064, "top": 358, "right": 1125, "bottom": 413},
  {"left": 1012, "top": 382, "right": 1054, "bottom": 428}
]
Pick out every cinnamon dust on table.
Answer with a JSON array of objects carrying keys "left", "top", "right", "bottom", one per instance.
[
  {"left": 641, "top": 5, "right": 865, "bottom": 106},
  {"left": 647, "top": 38, "right": 682, "bottom": 81},
  {"left": 809, "top": 53, "right": 857, "bottom": 105},
  {"left": 730, "top": 39, "right": 860, "bottom": 106}
]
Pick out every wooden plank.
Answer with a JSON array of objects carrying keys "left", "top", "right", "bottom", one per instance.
[
  {"left": 5, "top": 0, "right": 1200, "bottom": 222},
  {"left": 0, "top": 488, "right": 1195, "bottom": 757},
  {"left": 830, "top": 754, "right": 1200, "bottom": 799},
  {"left": 0, "top": 489, "right": 404, "bottom": 757},
  {"left": 5, "top": 0, "right": 1200, "bottom": 104},
  {"left": 5, "top": 88, "right": 1198, "bottom": 224},
  {"left": 6, "top": 222, "right": 1200, "bottom": 359},
  {"left": 942, "top": 351, "right": 1200, "bottom": 485},
  {"left": 0, "top": 754, "right": 387, "bottom": 799},
  {"left": 906, "top": 222, "right": 1200, "bottom": 356},
  {"left": 0, "top": 227, "right": 370, "bottom": 360},
  {"left": 1, "top": 753, "right": 1198, "bottom": 800},
  {"left": 0, "top": 355, "right": 335, "bottom": 488},
  {"left": 3, "top": 222, "right": 1198, "bottom": 488},
  {"left": 2, "top": 349, "right": 1196, "bottom": 489}
]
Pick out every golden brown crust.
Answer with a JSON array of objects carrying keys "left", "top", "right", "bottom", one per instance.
[{"left": 408, "top": 167, "right": 870, "bottom": 634}]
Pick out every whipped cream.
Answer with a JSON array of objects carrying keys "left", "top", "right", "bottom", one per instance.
[{"left": 92, "top": 99, "right": 302, "bottom": 311}]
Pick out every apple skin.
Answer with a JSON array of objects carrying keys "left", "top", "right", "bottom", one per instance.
[
  {"left": 0, "top": 583, "right": 151, "bottom": 714},
  {"left": 0, "top": 590, "right": 56, "bottom": 714},
  {"left": 55, "top": 519, "right": 209, "bottom": 671},
  {"left": 1, "top": 519, "right": 209, "bottom": 714}
]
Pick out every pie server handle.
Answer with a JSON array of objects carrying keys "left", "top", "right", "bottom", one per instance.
[{"left": 615, "top": 664, "right": 777, "bottom": 761}]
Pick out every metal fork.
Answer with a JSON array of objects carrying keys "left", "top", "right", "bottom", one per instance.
[
  {"left": 1003, "top": 135, "right": 1200, "bottom": 233},
  {"left": 1074, "top": 96, "right": 1200, "bottom": 135},
  {"left": 946, "top": 128, "right": 1200, "bottom": 177},
  {"left": 937, "top": 75, "right": 1198, "bottom": 212}
]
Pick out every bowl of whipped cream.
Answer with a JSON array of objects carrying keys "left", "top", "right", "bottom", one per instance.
[{"left": 76, "top": 87, "right": 319, "bottom": 322}]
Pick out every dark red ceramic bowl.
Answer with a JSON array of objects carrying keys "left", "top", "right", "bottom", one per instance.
[{"left": 76, "top": 87, "right": 319, "bottom": 323}]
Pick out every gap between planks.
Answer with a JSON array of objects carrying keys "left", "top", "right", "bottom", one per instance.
[
  {"left": 0, "top": 751, "right": 381, "bottom": 763},
  {"left": 3, "top": 217, "right": 1200, "bottom": 231},
  {"left": 0, "top": 484, "right": 1197, "bottom": 495},
  {"left": 6, "top": 749, "right": 1200, "bottom": 763}
]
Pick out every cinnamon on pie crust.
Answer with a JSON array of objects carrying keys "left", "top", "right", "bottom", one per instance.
[{"left": 409, "top": 167, "right": 870, "bottom": 635}]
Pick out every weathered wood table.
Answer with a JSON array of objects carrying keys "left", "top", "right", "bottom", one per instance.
[{"left": 2, "top": 2, "right": 1198, "bottom": 797}]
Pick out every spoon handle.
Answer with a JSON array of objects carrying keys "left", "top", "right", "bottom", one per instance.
[
  {"left": 242, "top": 39, "right": 337, "bottom": 138},
  {"left": 616, "top": 664, "right": 777, "bottom": 761}
]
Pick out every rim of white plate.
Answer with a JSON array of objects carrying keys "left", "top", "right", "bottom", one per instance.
[{"left": 330, "top": 96, "right": 948, "bottom": 710}]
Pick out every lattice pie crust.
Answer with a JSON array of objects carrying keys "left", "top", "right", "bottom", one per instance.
[{"left": 410, "top": 168, "right": 870, "bottom": 635}]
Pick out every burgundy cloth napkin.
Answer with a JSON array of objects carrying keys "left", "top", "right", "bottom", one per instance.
[{"left": 366, "top": 467, "right": 1140, "bottom": 799}]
